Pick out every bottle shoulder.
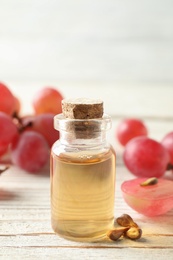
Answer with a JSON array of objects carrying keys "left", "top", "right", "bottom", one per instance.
[{"left": 51, "top": 141, "right": 115, "bottom": 163}]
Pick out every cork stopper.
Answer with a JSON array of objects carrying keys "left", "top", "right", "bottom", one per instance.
[
  {"left": 61, "top": 98, "right": 104, "bottom": 139},
  {"left": 62, "top": 98, "right": 103, "bottom": 119}
]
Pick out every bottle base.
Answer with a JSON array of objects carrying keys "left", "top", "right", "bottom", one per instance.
[
  {"left": 56, "top": 232, "right": 108, "bottom": 242},
  {"left": 51, "top": 218, "right": 114, "bottom": 242}
]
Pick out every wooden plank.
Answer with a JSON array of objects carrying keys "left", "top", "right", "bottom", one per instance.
[
  {"left": 0, "top": 247, "right": 173, "bottom": 260},
  {"left": 0, "top": 232, "right": 173, "bottom": 248}
]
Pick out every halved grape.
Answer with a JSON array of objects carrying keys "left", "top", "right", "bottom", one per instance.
[
  {"left": 116, "top": 118, "right": 148, "bottom": 146},
  {"left": 121, "top": 178, "right": 173, "bottom": 216}
]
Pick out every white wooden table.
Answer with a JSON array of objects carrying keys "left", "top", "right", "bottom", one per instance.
[{"left": 0, "top": 85, "right": 173, "bottom": 260}]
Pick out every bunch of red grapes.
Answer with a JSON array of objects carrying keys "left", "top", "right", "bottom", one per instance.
[
  {"left": 0, "top": 82, "right": 63, "bottom": 173},
  {"left": 116, "top": 118, "right": 173, "bottom": 178},
  {"left": 116, "top": 118, "right": 173, "bottom": 216}
]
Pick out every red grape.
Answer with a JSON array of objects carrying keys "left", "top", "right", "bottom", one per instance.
[
  {"left": 22, "top": 113, "right": 59, "bottom": 147},
  {"left": 123, "top": 136, "right": 170, "bottom": 178},
  {"left": 0, "top": 112, "right": 18, "bottom": 147},
  {"left": 0, "top": 145, "right": 8, "bottom": 157},
  {"left": 11, "top": 131, "right": 49, "bottom": 173},
  {"left": 161, "top": 132, "right": 173, "bottom": 165},
  {"left": 32, "top": 87, "right": 63, "bottom": 115},
  {"left": 13, "top": 96, "right": 21, "bottom": 115},
  {"left": 121, "top": 178, "right": 173, "bottom": 216},
  {"left": 116, "top": 118, "right": 148, "bottom": 146},
  {"left": 0, "top": 82, "right": 15, "bottom": 115}
]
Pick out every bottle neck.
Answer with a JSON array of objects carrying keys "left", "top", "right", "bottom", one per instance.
[
  {"left": 54, "top": 113, "right": 112, "bottom": 148},
  {"left": 59, "top": 130, "right": 107, "bottom": 148}
]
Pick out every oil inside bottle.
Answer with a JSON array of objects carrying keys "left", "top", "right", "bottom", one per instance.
[{"left": 50, "top": 148, "right": 115, "bottom": 242}]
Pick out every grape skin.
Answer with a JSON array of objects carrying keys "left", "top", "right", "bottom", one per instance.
[
  {"left": 161, "top": 132, "right": 173, "bottom": 165},
  {"left": 22, "top": 113, "right": 59, "bottom": 147},
  {"left": 0, "top": 112, "right": 18, "bottom": 147},
  {"left": 0, "top": 82, "right": 15, "bottom": 115},
  {"left": 123, "top": 136, "right": 170, "bottom": 178},
  {"left": 11, "top": 131, "right": 49, "bottom": 173},
  {"left": 116, "top": 118, "right": 148, "bottom": 146},
  {"left": 0, "top": 145, "right": 8, "bottom": 157},
  {"left": 32, "top": 87, "right": 63, "bottom": 115},
  {"left": 13, "top": 96, "right": 21, "bottom": 114}
]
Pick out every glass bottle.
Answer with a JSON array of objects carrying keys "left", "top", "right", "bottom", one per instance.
[{"left": 50, "top": 113, "right": 116, "bottom": 242}]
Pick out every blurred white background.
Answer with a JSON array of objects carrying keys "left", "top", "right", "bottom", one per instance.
[
  {"left": 0, "top": 0, "right": 173, "bottom": 116},
  {"left": 1, "top": 0, "right": 173, "bottom": 83}
]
